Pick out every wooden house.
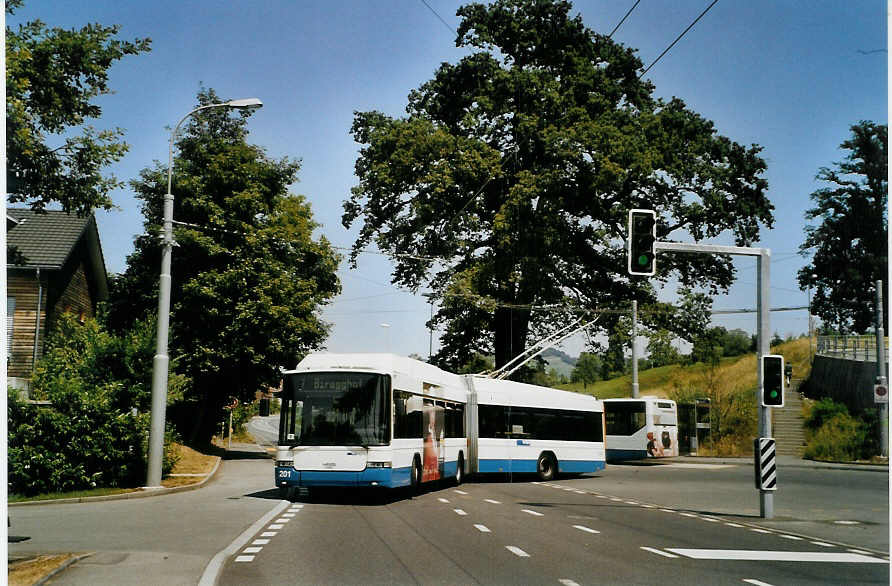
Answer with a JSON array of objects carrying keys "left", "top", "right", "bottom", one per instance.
[{"left": 7, "top": 208, "right": 109, "bottom": 390}]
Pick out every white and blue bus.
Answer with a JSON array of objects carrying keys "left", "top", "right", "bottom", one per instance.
[
  {"left": 603, "top": 397, "right": 678, "bottom": 462},
  {"left": 275, "top": 353, "right": 605, "bottom": 496}
]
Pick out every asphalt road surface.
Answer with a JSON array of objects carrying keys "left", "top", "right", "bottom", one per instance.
[{"left": 218, "top": 470, "right": 888, "bottom": 585}]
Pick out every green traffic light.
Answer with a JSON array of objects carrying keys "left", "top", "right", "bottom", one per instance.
[{"left": 638, "top": 254, "right": 649, "bottom": 266}]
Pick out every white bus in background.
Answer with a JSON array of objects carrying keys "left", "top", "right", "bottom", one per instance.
[
  {"left": 603, "top": 397, "right": 678, "bottom": 462},
  {"left": 275, "top": 353, "right": 605, "bottom": 497}
]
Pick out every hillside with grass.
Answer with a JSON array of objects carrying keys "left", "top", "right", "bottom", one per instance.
[
  {"left": 557, "top": 337, "right": 813, "bottom": 456},
  {"left": 558, "top": 337, "right": 812, "bottom": 400}
]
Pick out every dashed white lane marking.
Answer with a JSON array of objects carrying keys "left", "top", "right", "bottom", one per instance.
[
  {"left": 679, "top": 512, "right": 697, "bottom": 518},
  {"left": 454, "top": 490, "right": 469, "bottom": 495},
  {"left": 749, "top": 528, "right": 771, "bottom": 534},
  {"left": 474, "top": 524, "right": 491, "bottom": 533},
  {"left": 438, "top": 498, "right": 450, "bottom": 503},
  {"left": 640, "top": 546, "right": 678, "bottom": 558},
  {"left": 847, "top": 549, "right": 871, "bottom": 555},
  {"left": 624, "top": 500, "right": 638, "bottom": 504},
  {"left": 811, "top": 541, "right": 835, "bottom": 547},
  {"left": 269, "top": 524, "right": 284, "bottom": 530},
  {"left": 742, "top": 579, "right": 775, "bottom": 586},
  {"left": 834, "top": 520, "right": 860, "bottom": 525},
  {"left": 506, "top": 546, "right": 530, "bottom": 558},
  {"left": 701, "top": 517, "right": 720, "bottom": 523},
  {"left": 454, "top": 508, "right": 468, "bottom": 516},
  {"left": 779, "top": 534, "right": 802, "bottom": 541},
  {"left": 275, "top": 518, "right": 291, "bottom": 523},
  {"left": 261, "top": 532, "right": 277, "bottom": 537},
  {"left": 290, "top": 504, "right": 304, "bottom": 509},
  {"left": 659, "top": 509, "right": 674, "bottom": 513},
  {"left": 609, "top": 497, "right": 623, "bottom": 501},
  {"left": 252, "top": 539, "right": 270, "bottom": 545},
  {"left": 522, "top": 509, "right": 544, "bottom": 517},
  {"left": 640, "top": 504, "right": 655, "bottom": 508},
  {"left": 484, "top": 499, "right": 501, "bottom": 504},
  {"left": 235, "top": 555, "right": 254, "bottom": 563},
  {"left": 573, "top": 525, "right": 600, "bottom": 534},
  {"left": 243, "top": 547, "right": 263, "bottom": 554},
  {"left": 666, "top": 549, "right": 887, "bottom": 563},
  {"left": 282, "top": 513, "right": 296, "bottom": 518},
  {"left": 724, "top": 523, "right": 744, "bottom": 528},
  {"left": 596, "top": 495, "right": 609, "bottom": 499},
  {"left": 559, "top": 579, "right": 581, "bottom": 586}
]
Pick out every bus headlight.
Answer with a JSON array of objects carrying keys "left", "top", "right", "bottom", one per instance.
[{"left": 366, "top": 461, "right": 391, "bottom": 468}]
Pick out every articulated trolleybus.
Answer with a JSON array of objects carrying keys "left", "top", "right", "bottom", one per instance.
[{"left": 275, "top": 353, "right": 605, "bottom": 496}]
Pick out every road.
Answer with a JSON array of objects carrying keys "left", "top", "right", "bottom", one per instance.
[
  {"left": 10, "top": 416, "right": 887, "bottom": 585},
  {"left": 218, "top": 473, "right": 888, "bottom": 585}
]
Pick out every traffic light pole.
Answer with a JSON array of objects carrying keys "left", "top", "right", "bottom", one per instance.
[{"left": 655, "top": 242, "right": 774, "bottom": 518}]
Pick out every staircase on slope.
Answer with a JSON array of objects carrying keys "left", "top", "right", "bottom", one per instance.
[{"left": 771, "top": 378, "right": 807, "bottom": 457}]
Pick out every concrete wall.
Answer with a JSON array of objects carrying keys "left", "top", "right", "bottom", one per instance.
[{"left": 805, "top": 355, "right": 888, "bottom": 414}]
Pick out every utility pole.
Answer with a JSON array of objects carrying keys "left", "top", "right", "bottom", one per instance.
[
  {"left": 631, "top": 300, "right": 639, "bottom": 398},
  {"left": 875, "top": 280, "right": 888, "bottom": 457}
]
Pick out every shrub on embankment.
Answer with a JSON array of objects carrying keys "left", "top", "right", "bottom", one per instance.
[{"left": 802, "top": 397, "right": 880, "bottom": 462}]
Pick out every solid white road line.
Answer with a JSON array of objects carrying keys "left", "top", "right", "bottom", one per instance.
[
  {"left": 474, "top": 524, "right": 491, "bottom": 533},
  {"left": 640, "top": 547, "right": 679, "bottom": 558},
  {"left": 666, "top": 549, "right": 887, "bottom": 563},
  {"left": 199, "top": 499, "right": 289, "bottom": 585},
  {"left": 506, "top": 546, "right": 530, "bottom": 557}
]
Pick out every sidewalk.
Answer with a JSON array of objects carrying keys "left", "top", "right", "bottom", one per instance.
[
  {"left": 675, "top": 454, "right": 889, "bottom": 473},
  {"left": 8, "top": 442, "right": 273, "bottom": 586}
]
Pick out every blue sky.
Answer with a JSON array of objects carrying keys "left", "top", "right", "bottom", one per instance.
[{"left": 12, "top": 1, "right": 887, "bottom": 360}]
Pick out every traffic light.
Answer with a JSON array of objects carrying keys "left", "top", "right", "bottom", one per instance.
[
  {"left": 761, "top": 355, "right": 785, "bottom": 407},
  {"left": 627, "top": 209, "right": 656, "bottom": 276}
]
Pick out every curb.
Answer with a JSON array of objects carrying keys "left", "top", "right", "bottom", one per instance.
[
  {"left": 9, "top": 456, "right": 223, "bottom": 507},
  {"left": 675, "top": 456, "right": 889, "bottom": 473},
  {"left": 33, "top": 553, "right": 94, "bottom": 586}
]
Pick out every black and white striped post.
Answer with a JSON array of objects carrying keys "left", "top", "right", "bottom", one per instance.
[{"left": 754, "top": 438, "right": 777, "bottom": 492}]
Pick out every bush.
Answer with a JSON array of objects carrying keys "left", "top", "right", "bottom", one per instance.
[
  {"left": 803, "top": 398, "right": 877, "bottom": 461},
  {"left": 8, "top": 314, "right": 184, "bottom": 496}
]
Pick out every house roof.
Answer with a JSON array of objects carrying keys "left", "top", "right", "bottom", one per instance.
[{"left": 7, "top": 208, "right": 109, "bottom": 299}]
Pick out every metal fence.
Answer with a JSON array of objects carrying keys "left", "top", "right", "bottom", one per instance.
[{"left": 816, "top": 335, "right": 889, "bottom": 362}]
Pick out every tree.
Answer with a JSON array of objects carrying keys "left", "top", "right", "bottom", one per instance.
[
  {"left": 721, "top": 328, "right": 752, "bottom": 357},
  {"left": 798, "top": 121, "right": 888, "bottom": 333},
  {"left": 647, "top": 329, "right": 680, "bottom": 368},
  {"left": 690, "top": 327, "right": 725, "bottom": 366},
  {"left": 571, "top": 352, "right": 601, "bottom": 390},
  {"left": 6, "top": 1, "right": 151, "bottom": 215},
  {"left": 109, "top": 89, "right": 340, "bottom": 443},
  {"left": 344, "top": 0, "right": 772, "bottom": 371}
]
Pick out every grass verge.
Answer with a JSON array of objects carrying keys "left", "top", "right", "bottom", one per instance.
[{"left": 8, "top": 554, "right": 82, "bottom": 586}]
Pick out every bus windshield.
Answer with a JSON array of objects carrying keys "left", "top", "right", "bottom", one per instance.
[{"left": 279, "top": 372, "right": 389, "bottom": 447}]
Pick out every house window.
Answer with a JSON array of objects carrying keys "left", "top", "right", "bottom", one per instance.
[{"left": 7, "top": 297, "right": 15, "bottom": 362}]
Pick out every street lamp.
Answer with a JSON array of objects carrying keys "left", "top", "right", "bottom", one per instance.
[{"left": 146, "top": 98, "right": 263, "bottom": 488}]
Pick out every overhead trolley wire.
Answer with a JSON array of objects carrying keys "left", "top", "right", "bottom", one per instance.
[
  {"left": 608, "top": 0, "right": 641, "bottom": 38},
  {"left": 639, "top": 0, "right": 720, "bottom": 78}
]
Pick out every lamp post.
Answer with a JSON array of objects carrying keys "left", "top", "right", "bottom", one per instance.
[{"left": 145, "top": 98, "right": 263, "bottom": 488}]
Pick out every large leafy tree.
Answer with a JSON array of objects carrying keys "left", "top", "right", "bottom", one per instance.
[
  {"left": 344, "top": 0, "right": 772, "bottom": 370},
  {"left": 798, "top": 121, "right": 888, "bottom": 333},
  {"left": 6, "top": 0, "right": 150, "bottom": 214},
  {"left": 110, "top": 89, "right": 340, "bottom": 443}
]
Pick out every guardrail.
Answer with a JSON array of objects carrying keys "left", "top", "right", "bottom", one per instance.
[{"left": 816, "top": 335, "right": 889, "bottom": 362}]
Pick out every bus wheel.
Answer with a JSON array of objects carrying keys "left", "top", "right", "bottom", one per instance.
[
  {"left": 410, "top": 456, "right": 422, "bottom": 494},
  {"left": 455, "top": 453, "right": 464, "bottom": 486},
  {"left": 537, "top": 453, "right": 557, "bottom": 481}
]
